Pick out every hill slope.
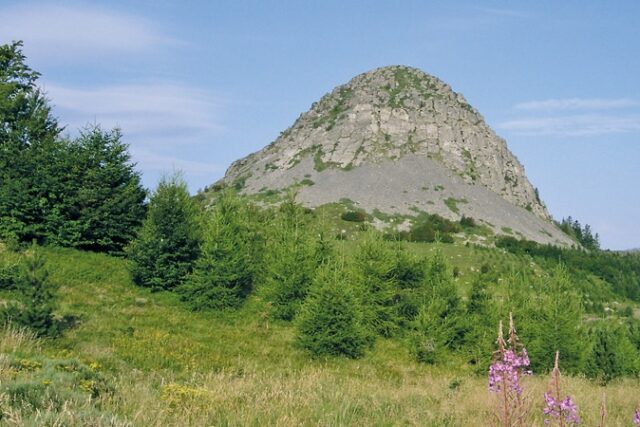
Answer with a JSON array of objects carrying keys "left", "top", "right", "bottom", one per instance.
[{"left": 218, "top": 66, "right": 572, "bottom": 246}]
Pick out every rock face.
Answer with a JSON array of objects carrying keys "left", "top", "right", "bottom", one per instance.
[{"left": 219, "top": 66, "right": 573, "bottom": 246}]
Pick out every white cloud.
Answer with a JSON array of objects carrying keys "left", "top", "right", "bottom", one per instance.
[
  {"left": 44, "top": 81, "right": 223, "bottom": 143},
  {"left": 130, "top": 149, "right": 222, "bottom": 177},
  {"left": 498, "top": 113, "right": 640, "bottom": 136},
  {"left": 515, "top": 98, "right": 637, "bottom": 111},
  {"left": 0, "top": 4, "right": 176, "bottom": 61}
]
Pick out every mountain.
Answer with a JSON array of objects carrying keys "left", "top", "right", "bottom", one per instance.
[{"left": 217, "top": 65, "right": 573, "bottom": 246}]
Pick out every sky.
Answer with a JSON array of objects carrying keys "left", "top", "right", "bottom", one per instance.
[{"left": 1, "top": 0, "right": 638, "bottom": 250}]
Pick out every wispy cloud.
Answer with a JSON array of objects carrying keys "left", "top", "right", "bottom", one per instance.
[
  {"left": 45, "top": 81, "right": 223, "bottom": 143},
  {"left": 130, "top": 149, "right": 222, "bottom": 177},
  {"left": 499, "top": 113, "right": 640, "bottom": 136},
  {"left": 0, "top": 4, "right": 176, "bottom": 62},
  {"left": 515, "top": 98, "right": 637, "bottom": 111}
]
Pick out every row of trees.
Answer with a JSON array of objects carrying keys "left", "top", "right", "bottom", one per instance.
[
  {"left": 0, "top": 41, "right": 147, "bottom": 254},
  {"left": 126, "top": 176, "right": 640, "bottom": 381}
]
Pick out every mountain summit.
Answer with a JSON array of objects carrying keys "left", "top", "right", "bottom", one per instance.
[{"left": 218, "top": 66, "right": 572, "bottom": 246}]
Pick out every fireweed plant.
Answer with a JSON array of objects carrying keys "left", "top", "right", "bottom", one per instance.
[
  {"left": 488, "top": 313, "right": 532, "bottom": 427},
  {"left": 543, "top": 351, "right": 580, "bottom": 426}
]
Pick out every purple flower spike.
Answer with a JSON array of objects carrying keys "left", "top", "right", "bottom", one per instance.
[{"left": 633, "top": 408, "right": 640, "bottom": 425}]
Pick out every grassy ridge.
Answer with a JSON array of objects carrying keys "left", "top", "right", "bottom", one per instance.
[{"left": 1, "top": 245, "right": 639, "bottom": 425}]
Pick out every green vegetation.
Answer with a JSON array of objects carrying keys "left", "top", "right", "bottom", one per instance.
[
  {"left": 127, "top": 174, "right": 201, "bottom": 291},
  {"left": 4, "top": 41, "right": 640, "bottom": 425},
  {"left": 0, "top": 42, "right": 146, "bottom": 253},
  {"left": 180, "top": 191, "right": 259, "bottom": 310},
  {"left": 312, "top": 87, "right": 352, "bottom": 131},
  {"left": 445, "top": 197, "right": 468, "bottom": 214}
]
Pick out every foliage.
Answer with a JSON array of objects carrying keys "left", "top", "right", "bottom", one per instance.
[
  {"left": 296, "top": 261, "right": 368, "bottom": 358},
  {"left": 517, "top": 265, "right": 586, "bottom": 374},
  {"left": 585, "top": 323, "right": 640, "bottom": 384},
  {"left": 1, "top": 245, "right": 60, "bottom": 337},
  {"left": 180, "top": 191, "right": 260, "bottom": 310},
  {"left": 340, "top": 211, "right": 366, "bottom": 222},
  {"left": 47, "top": 126, "right": 147, "bottom": 253},
  {"left": 127, "top": 174, "right": 201, "bottom": 290},
  {"left": 261, "top": 196, "right": 330, "bottom": 320},
  {"left": 558, "top": 216, "right": 600, "bottom": 250},
  {"left": 410, "top": 247, "right": 464, "bottom": 363},
  {"left": 0, "top": 41, "right": 146, "bottom": 253},
  {"left": 350, "top": 231, "right": 400, "bottom": 339}
]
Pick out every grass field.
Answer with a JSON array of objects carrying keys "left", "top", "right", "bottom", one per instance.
[{"left": 0, "top": 245, "right": 638, "bottom": 426}]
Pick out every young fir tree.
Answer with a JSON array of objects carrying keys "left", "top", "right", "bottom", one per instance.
[
  {"left": 127, "top": 174, "right": 201, "bottom": 290},
  {"left": 4, "top": 245, "right": 59, "bottom": 337},
  {"left": 180, "top": 191, "right": 259, "bottom": 310},
  {"left": 410, "top": 247, "right": 463, "bottom": 364},
  {"left": 585, "top": 323, "right": 640, "bottom": 384},
  {"left": 350, "top": 230, "right": 399, "bottom": 339},
  {"left": 296, "top": 261, "right": 367, "bottom": 358},
  {"left": 520, "top": 264, "right": 586, "bottom": 373},
  {"left": 463, "top": 274, "right": 498, "bottom": 370},
  {"left": 260, "top": 195, "right": 320, "bottom": 320}
]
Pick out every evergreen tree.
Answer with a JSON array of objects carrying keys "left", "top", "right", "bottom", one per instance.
[
  {"left": 585, "top": 324, "right": 640, "bottom": 384},
  {"left": 50, "top": 126, "right": 146, "bottom": 253},
  {"left": 296, "top": 261, "right": 367, "bottom": 358},
  {"left": 463, "top": 274, "right": 498, "bottom": 370},
  {"left": 410, "top": 247, "right": 463, "bottom": 363},
  {"left": 261, "top": 195, "right": 330, "bottom": 320},
  {"left": 3, "top": 245, "right": 59, "bottom": 337},
  {"left": 127, "top": 174, "right": 201, "bottom": 290},
  {"left": 0, "top": 41, "right": 61, "bottom": 243},
  {"left": 350, "top": 231, "right": 399, "bottom": 338},
  {"left": 181, "top": 191, "right": 259, "bottom": 310},
  {"left": 520, "top": 264, "right": 586, "bottom": 373},
  {"left": 0, "top": 42, "right": 146, "bottom": 251}
]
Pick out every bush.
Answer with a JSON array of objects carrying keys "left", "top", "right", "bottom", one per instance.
[
  {"left": 341, "top": 211, "right": 366, "bottom": 222},
  {"left": 296, "top": 262, "right": 368, "bottom": 358},
  {"left": 127, "top": 174, "right": 201, "bottom": 290}
]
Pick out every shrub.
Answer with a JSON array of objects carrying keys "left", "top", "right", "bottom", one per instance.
[
  {"left": 127, "top": 174, "right": 201, "bottom": 290},
  {"left": 341, "top": 211, "right": 366, "bottom": 222},
  {"left": 296, "top": 262, "right": 367, "bottom": 358}
]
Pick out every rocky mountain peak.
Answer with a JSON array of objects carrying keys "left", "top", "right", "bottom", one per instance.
[{"left": 218, "top": 66, "right": 572, "bottom": 246}]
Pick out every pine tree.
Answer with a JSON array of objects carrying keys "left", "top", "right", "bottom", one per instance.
[
  {"left": 410, "top": 247, "right": 463, "bottom": 363},
  {"left": 51, "top": 126, "right": 146, "bottom": 253},
  {"left": 350, "top": 231, "right": 399, "bottom": 338},
  {"left": 521, "top": 264, "right": 586, "bottom": 373},
  {"left": 0, "top": 41, "right": 61, "bottom": 243},
  {"left": 296, "top": 261, "right": 367, "bottom": 358},
  {"left": 180, "top": 191, "right": 259, "bottom": 310},
  {"left": 127, "top": 174, "right": 201, "bottom": 290},
  {"left": 261, "top": 196, "right": 331, "bottom": 320},
  {"left": 585, "top": 324, "right": 640, "bottom": 384},
  {"left": 3, "top": 245, "right": 59, "bottom": 337}
]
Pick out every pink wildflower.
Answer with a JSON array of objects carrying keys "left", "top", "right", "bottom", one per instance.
[
  {"left": 544, "top": 351, "right": 580, "bottom": 426},
  {"left": 633, "top": 408, "right": 640, "bottom": 425}
]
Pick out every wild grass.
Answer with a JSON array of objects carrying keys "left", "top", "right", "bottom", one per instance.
[{"left": 1, "top": 246, "right": 638, "bottom": 425}]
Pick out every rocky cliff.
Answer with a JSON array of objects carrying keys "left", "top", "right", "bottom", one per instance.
[{"left": 218, "top": 66, "right": 573, "bottom": 246}]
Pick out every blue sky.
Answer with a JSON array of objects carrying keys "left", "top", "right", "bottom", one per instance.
[{"left": 1, "top": 1, "right": 638, "bottom": 249}]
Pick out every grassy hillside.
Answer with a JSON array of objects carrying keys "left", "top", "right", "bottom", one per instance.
[{"left": 1, "top": 244, "right": 639, "bottom": 426}]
